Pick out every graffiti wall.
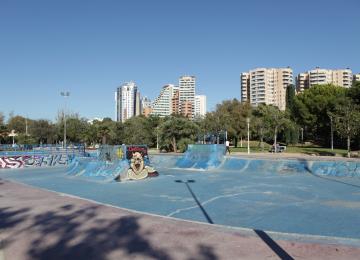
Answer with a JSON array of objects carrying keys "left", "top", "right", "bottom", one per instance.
[
  {"left": 0, "top": 154, "right": 69, "bottom": 169},
  {"left": 125, "top": 145, "right": 148, "bottom": 160}
]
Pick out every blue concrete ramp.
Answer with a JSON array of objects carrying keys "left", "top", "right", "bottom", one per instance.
[
  {"left": 67, "top": 157, "right": 128, "bottom": 182},
  {"left": 175, "top": 144, "right": 226, "bottom": 169}
]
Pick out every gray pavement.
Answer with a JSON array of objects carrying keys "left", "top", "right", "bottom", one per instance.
[{"left": 1, "top": 178, "right": 360, "bottom": 259}]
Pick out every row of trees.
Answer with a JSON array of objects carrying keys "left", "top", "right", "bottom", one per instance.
[{"left": 1, "top": 81, "right": 360, "bottom": 156}]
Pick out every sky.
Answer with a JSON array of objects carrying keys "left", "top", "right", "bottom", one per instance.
[{"left": 1, "top": 0, "right": 359, "bottom": 121}]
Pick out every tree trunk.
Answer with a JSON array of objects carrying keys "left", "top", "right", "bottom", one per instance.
[
  {"left": 260, "top": 128, "right": 264, "bottom": 151},
  {"left": 347, "top": 134, "right": 351, "bottom": 158},
  {"left": 240, "top": 136, "right": 243, "bottom": 147},
  {"left": 172, "top": 136, "right": 177, "bottom": 153},
  {"left": 274, "top": 126, "right": 278, "bottom": 153},
  {"left": 102, "top": 135, "right": 106, "bottom": 145}
]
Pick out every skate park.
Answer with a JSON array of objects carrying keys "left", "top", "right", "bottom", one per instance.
[{"left": 1, "top": 144, "right": 360, "bottom": 259}]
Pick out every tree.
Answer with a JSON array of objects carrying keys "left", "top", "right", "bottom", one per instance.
[
  {"left": 7, "top": 115, "right": 27, "bottom": 133},
  {"left": 253, "top": 104, "right": 289, "bottom": 152},
  {"left": 159, "top": 116, "right": 199, "bottom": 152},
  {"left": 331, "top": 99, "right": 360, "bottom": 158},
  {"left": 347, "top": 80, "right": 360, "bottom": 105},
  {"left": 213, "top": 99, "right": 252, "bottom": 147},
  {"left": 0, "top": 112, "right": 4, "bottom": 126},
  {"left": 122, "top": 116, "right": 154, "bottom": 146},
  {"left": 94, "top": 118, "right": 116, "bottom": 145},
  {"left": 286, "top": 84, "right": 296, "bottom": 112},
  {"left": 252, "top": 105, "right": 271, "bottom": 150},
  {"left": 82, "top": 123, "right": 98, "bottom": 146},
  {"left": 203, "top": 111, "right": 225, "bottom": 144},
  {"left": 30, "top": 119, "right": 57, "bottom": 144},
  {"left": 64, "top": 117, "right": 89, "bottom": 143},
  {"left": 0, "top": 112, "right": 8, "bottom": 144},
  {"left": 291, "top": 84, "right": 346, "bottom": 144}
]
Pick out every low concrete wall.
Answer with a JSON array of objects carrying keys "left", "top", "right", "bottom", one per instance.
[{"left": 0, "top": 154, "right": 69, "bottom": 169}]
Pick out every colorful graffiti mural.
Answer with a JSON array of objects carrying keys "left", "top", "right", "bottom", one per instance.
[
  {"left": 125, "top": 145, "right": 148, "bottom": 160},
  {"left": 0, "top": 154, "right": 69, "bottom": 169}
]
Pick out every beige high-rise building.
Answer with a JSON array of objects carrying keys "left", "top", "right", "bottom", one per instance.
[
  {"left": 172, "top": 89, "right": 180, "bottom": 115},
  {"left": 181, "top": 101, "right": 193, "bottom": 118},
  {"left": 141, "top": 97, "right": 152, "bottom": 117},
  {"left": 296, "top": 68, "right": 353, "bottom": 93},
  {"left": 295, "top": 73, "right": 309, "bottom": 93},
  {"left": 241, "top": 68, "right": 293, "bottom": 110}
]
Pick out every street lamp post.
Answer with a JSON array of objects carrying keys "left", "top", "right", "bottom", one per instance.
[
  {"left": 246, "top": 117, "right": 250, "bottom": 154},
  {"left": 60, "top": 91, "right": 70, "bottom": 149},
  {"left": 300, "top": 127, "right": 304, "bottom": 145}
]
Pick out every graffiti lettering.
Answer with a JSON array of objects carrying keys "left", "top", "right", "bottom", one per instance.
[{"left": 0, "top": 154, "right": 69, "bottom": 169}]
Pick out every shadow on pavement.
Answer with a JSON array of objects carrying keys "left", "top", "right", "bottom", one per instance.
[
  {"left": 176, "top": 179, "right": 294, "bottom": 260},
  {"left": 0, "top": 203, "right": 219, "bottom": 260}
]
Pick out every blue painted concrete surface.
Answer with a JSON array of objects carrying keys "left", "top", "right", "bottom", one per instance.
[{"left": 1, "top": 148, "right": 360, "bottom": 241}]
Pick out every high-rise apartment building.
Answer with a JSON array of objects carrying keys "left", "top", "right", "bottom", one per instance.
[
  {"left": 179, "top": 76, "right": 196, "bottom": 118},
  {"left": 295, "top": 73, "right": 309, "bottom": 93},
  {"left": 115, "top": 81, "right": 139, "bottom": 122},
  {"left": 240, "top": 68, "right": 293, "bottom": 110},
  {"left": 135, "top": 92, "right": 141, "bottom": 116},
  {"left": 240, "top": 73, "right": 250, "bottom": 102},
  {"left": 195, "top": 95, "right": 207, "bottom": 117},
  {"left": 141, "top": 97, "right": 152, "bottom": 117},
  {"left": 171, "top": 89, "right": 180, "bottom": 115},
  {"left": 296, "top": 68, "right": 353, "bottom": 93},
  {"left": 151, "top": 84, "right": 179, "bottom": 117}
]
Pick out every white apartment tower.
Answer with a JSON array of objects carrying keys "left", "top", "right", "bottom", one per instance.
[
  {"left": 151, "top": 84, "right": 179, "bottom": 117},
  {"left": 179, "top": 76, "right": 196, "bottom": 118},
  {"left": 240, "top": 72, "right": 250, "bottom": 102},
  {"left": 195, "top": 95, "right": 207, "bottom": 117},
  {"left": 115, "top": 81, "right": 139, "bottom": 122},
  {"left": 241, "top": 68, "right": 293, "bottom": 110},
  {"left": 296, "top": 68, "right": 353, "bottom": 93}
]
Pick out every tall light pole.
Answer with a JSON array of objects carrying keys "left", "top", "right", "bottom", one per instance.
[
  {"left": 246, "top": 117, "right": 250, "bottom": 154},
  {"left": 60, "top": 91, "right": 70, "bottom": 148}
]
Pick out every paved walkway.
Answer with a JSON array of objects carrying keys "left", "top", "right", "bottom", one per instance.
[{"left": 1, "top": 178, "right": 360, "bottom": 260}]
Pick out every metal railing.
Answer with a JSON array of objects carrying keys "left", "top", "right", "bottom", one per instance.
[{"left": 0, "top": 144, "right": 86, "bottom": 157}]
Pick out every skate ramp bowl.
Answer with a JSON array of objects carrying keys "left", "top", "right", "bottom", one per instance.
[
  {"left": 67, "top": 157, "right": 129, "bottom": 182},
  {"left": 1, "top": 154, "right": 360, "bottom": 241},
  {"left": 175, "top": 144, "right": 226, "bottom": 169},
  {"left": 220, "top": 157, "right": 360, "bottom": 177}
]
